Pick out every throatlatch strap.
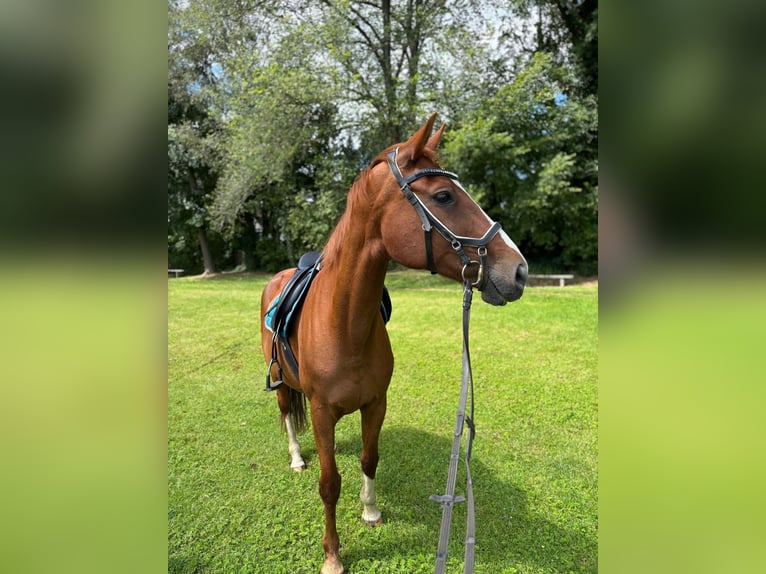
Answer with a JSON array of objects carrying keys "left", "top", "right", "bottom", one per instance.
[
  {"left": 431, "top": 282, "right": 477, "bottom": 574},
  {"left": 424, "top": 228, "right": 436, "bottom": 274}
]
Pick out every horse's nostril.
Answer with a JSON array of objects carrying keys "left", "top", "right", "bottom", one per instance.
[{"left": 516, "top": 262, "right": 528, "bottom": 286}]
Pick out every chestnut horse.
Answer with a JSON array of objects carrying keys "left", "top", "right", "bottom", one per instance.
[{"left": 260, "top": 113, "right": 527, "bottom": 574}]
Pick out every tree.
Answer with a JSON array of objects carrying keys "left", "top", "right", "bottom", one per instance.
[
  {"left": 169, "top": 0, "right": 340, "bottom": 271},
  {"left": 202, "top": 20, "right": 350, "bottom": 269},
  {"left": 313, "top": 0, "right": 505, "bottom": 151},
  {"left": 167, "top": 122, "right": 220, "bottom": 274},
  {"left": 443, "top": 53, "right": 597, "bottom": 273},
  {"left": 547, "top": 0, "right": 597, "bottom": 96},
  {"left": 504, "top": 0, "right": 597, "bottom": 97},
  {"left": 318, "top": 0, "right": 431, "bottom": 146},
  {"left": 167, "top": 0, "right": 598, "bottom": 273},
  {"left": 168, "top": 0, "right": 225, "bottom": 274}
]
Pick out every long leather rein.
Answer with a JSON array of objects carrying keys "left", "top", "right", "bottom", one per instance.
[
  {"left": 387, "top": 148, "right": 495, "bottom": 574},
  {"left": 429, "top": 280, "right": 478, "bottom": 574}
]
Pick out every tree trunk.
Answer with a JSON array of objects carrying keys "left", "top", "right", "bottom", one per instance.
[
  {"left": 404, "top": 0, "right": 420, "bottom": 129},
  {"left": 381, "top": 0, "right": 400, "bottom": 143},
  {"left": 197, "top": 226, "right": 216, "bottom": 275}
]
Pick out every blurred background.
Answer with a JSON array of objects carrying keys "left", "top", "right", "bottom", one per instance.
[
  {"left": 0, "top": 1, "right": 166, "bottom": 573},
  {"left": 601, "top": 0, "right": 766, "bottom": 572}
]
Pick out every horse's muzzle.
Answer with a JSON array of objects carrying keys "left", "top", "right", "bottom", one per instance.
[{"left": 481, "top": 261, "right": 527, "bottom": 305}]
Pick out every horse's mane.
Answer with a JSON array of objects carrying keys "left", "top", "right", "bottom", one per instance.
[
  {"left": 321, "top": 165, "right": 376, "bottom": 269},
  {"left": 321, "top": 146, "right": 441, "bottom": 268}
]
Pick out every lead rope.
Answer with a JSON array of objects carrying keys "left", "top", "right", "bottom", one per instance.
[{"left": 431, "top": 279, "right": 477, "bottom": 574}]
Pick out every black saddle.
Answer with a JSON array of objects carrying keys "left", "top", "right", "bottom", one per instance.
[
  {"left": 267, "top": 251, "right": 323, "bottom": 340},
  {"left": 264, "top": 251, "right": 392, "bottom": 390}
]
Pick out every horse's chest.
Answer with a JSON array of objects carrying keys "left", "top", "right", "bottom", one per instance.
[{"left": 301, "top": 335, "right": 393, "bottom": 406}]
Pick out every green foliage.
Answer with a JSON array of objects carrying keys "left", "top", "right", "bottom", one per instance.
[
  {"left": 210, "top": 60, "right": 340, "bottom": 233},
  {"left": 443, "top": 53, "right": 597, "bottom": 273},
  {"left": 253, "top": 238, "right": 291, "bottom": 273},
  {"left": 510, "top": 0, "right": 598, "bottom": 96},
  {"left": 201, "top": 16, "right": 351, "bottom": 267},
  {"left": 320, "top": 0, "right": 480, "bottom": 148},
  {"left": 168, "top": 0, "right": 230, "bottom": 273},
  {"left": 167, "top": 0, "right": 598, "bottom": 275},
  {"left": 286, "top": 187, "right": 346, "bottom": 254},
  {"left": 168, "top": 272, "right": 597, "bottom": 573}
]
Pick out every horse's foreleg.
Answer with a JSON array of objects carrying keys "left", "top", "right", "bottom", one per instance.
[
  {"left": 360, "top": 473, "right": 382, "bottom": 526},
  {"left": 359, "top": 398, "right": 386, "bottom": 526},
  {"left": 311, "top": 402, "right": 344, "bottom": 574},
  {"left": 277, "top": 386, "right": 305, "bottom": 471}
]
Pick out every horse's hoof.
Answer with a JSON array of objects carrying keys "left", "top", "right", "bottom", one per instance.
[
  {"left": 364, "top": 516, "right": 384, "bottom": 528},
  {"left": 291, "top": 464, "right": 306, "bottom": 472},
  {"left": 320, "top": 557, "right": 345, "bottom": 574}
]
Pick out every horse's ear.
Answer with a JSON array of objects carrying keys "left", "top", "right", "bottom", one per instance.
[
  {"left": 426, "top": 122, "right": 447, "bottom": 150},
  {"left": 406, "top": 112, "right": 439, "bottom": 161}
]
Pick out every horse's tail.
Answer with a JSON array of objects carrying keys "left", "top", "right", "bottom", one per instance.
[{"left": 282, "top": 386, "right": 308, "bottom": 435}]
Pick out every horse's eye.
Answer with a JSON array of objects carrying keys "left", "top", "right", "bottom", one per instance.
[{"left": 433, "top": 190, "right": 454, "bottom": 205}]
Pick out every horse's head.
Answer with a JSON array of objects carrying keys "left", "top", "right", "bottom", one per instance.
[{"left": 374, "top": 113, "right": 527, "bottom": 305}]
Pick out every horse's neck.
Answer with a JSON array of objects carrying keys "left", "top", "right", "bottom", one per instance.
[{"left": 317, "top": 195, "right": 388, "bottom": 342}]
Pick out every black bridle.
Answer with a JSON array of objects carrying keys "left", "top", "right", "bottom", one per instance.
[
  {"left": 387, "top": 148, "right": 496, "bottom": 574},
  {"left": 386, "top": 149, "right": 502, "bottom": 291}
]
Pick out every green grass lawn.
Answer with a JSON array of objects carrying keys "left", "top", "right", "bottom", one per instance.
[{"left": 168, "top": 271, "right": 597, "bottom": 574}]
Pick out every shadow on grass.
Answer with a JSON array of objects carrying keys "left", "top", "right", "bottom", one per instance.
[
  {"left": 169, "top": 423, "right": 595, "bottom": 574},
  {"left": 336, "top": 426, "right": 596, "bottom": 573}
]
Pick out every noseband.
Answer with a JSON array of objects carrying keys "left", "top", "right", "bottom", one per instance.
[{"left": 386, "top": 149, "right": 502, "bottom": 290}]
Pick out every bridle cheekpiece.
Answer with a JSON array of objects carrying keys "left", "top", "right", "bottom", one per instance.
[{"left": 386, "top": 148, "right": 502, "bottom": 290}]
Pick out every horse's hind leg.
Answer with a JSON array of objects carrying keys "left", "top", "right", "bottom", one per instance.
[
  {"left": 277, "top": 386, "right": 306, "bottom": 471},
  {"left": 359, "top": 398, "right": 386, "bottom": 526}
]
